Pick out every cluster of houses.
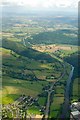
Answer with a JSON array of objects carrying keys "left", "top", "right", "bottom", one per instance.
[
  {"left": 2, "top": 95, "right": 45, "bottom": 119},
  {"left": 17, "top": 95, "right": 38, "bottom": 107}
]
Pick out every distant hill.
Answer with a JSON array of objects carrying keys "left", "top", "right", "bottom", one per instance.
[
  {"left": 26, "top": 30, "right": 78, "bottom": 45},
  {"left": 2, "top": 38, "right": 55, "bottom": 63}
]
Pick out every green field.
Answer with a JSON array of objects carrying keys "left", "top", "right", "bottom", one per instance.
[
  {"left": 50, "top": 96, "right": 64, "bottom": 118},
  {"left": 27, "top": 105, "right": 41, "bottom": 115},
  {"left": 71, "top": 78, "right": 79, "bottom": 101},
  {"left": 2, "top": 45, "right": 64, "bottom": 82},
  {"left": 38, "top": 97, "right": 46, "bottom": 106},
  {"left": 2, "top": 76, "right": 48, "bottom": 104}
]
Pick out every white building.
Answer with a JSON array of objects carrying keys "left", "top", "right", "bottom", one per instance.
[{"left": 70, "top": 102, "right": 80, "bottom": 120}]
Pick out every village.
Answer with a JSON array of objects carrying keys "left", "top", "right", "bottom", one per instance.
[{"left": 2, "top": 95, "right": 44, "bottom": 119}]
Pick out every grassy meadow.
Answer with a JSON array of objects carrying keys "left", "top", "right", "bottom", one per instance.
[{"left": 2, "top": 76, "right": 48, "bottom": 104}]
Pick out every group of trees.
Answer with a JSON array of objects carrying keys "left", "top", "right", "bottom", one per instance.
[{"left": 26, "top": 30, "right": 78, "bottom": 45}]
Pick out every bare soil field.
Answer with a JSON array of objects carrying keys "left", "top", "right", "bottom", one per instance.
[{"left": 32, "top": 44, "right": 73, "bottom": 53}]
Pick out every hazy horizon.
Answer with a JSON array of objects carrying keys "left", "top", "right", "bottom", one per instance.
[{"left": 1, "top": 0, "right": 79, "bottom": 14}]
